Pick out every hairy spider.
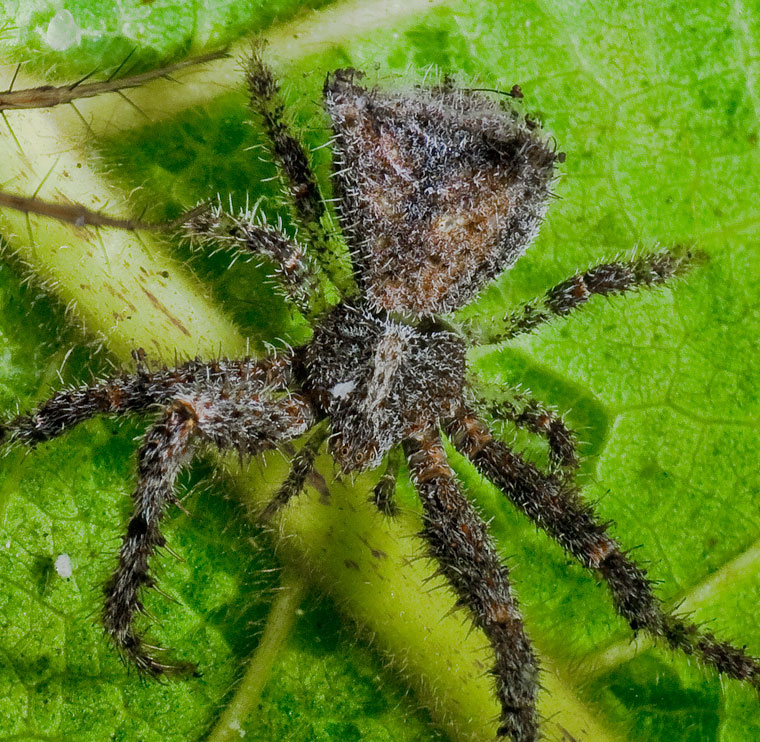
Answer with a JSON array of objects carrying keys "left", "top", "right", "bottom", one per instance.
[{"left": 2, "top": 48, "right": 760, "bottom": 742}]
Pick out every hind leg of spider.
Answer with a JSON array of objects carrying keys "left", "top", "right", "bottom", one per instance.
[
  {"left": 247, "top": 45, "right": 324, "bottom": 233},
  {"left": 104, "top": 385, "right": 316, "bottom": 674},
  {"left": 247, "top": 45, "right": 348, "bottom": 293},
  {"left": 403, "top": 428, "right": 539, "bottom": 742},
  {"left": 0, "top": 355, "right": 291, "bottom": 448},
  {"left": 472, "top": 246, "right": 703, "bottom": 345},
  {"left": 446, "top": 407, "right": 760, "bottom": 691}
]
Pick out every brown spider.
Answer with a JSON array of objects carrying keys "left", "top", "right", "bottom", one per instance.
[{"left": 2, "top": 49, "right": 760, "bottom": 742}]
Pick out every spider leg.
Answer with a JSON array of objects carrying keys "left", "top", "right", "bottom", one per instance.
[
  {"left": 0, "top": 49, "right": 227, "bottom": 111},
  {"left": 260, "top": 421, "right": 328, "bottom": 521},
  {"left": 104, "top": 384, "right": 316, "bottom": 674},
  {"left": 0, "top": 190, "right": 205, "bottom": 231},
  {"left": 447, "top": 408, "right": 760, "bottom": 691},
  {"left": 474, "top": 384, "right": 579, "bottom": 474},
  {"left": 247, "top": 46, "right": 348, "bottom": 295},
  {"left": 472, "top": 246, "right": 702, "bottom": 345},
  {"left": 104, "top": 399, "right": 199, "bottom": 675},
  {"left": 0, "top": 356, "right": 290, "bottom": 447},
  {"left": 371, "top": 446, "right": 402, "bottom": 516},
  {"left": 404, "top": 427, "right": 540, "bottom": 742},
  {"left": 181, "top": 204, "right": 326, "bottom": 317}
]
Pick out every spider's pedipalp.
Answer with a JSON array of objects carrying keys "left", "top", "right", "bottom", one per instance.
[
  {"left": 473, "top": 384, "right": 579, "bottom": 474},
  {"left": 371, "top": 445, "right": 402, "bottom": 516},
  {"left": 447, "top": 408, "right": 760, "bottom": 693},
  {"left": 260, "top": 422, "right": 328, "bottom": 521},
  {"left": 104, "top": 373, "right": 316, "bottom": 674},
  {"left": 474, "top": 246, "right": 703, "bottom": 345},
  {"left": 404, "top": 427, "right": 540, "bottom": 742}
]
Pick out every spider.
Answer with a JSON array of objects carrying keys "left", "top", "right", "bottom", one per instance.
[{"left": 2, "top": 47, "right": 760, "bottom": 742}]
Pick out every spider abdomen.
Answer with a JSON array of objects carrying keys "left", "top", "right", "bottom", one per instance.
[
  {"left": 324, "top": 69, "right": 559, "bottom": 316},
  {"left": 305, "top": 304, "right": 465, "bottom": 472}
]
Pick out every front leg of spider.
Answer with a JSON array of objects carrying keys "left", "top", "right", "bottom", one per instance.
[
  {"left": 305, "top": 303, "right": 542, "bottom": 739},
  {"left": 1, "top": 357, "right": 316, "bottom": 673},
  {"left": 404, "top": 429, "right": 539, "bottom": 740},
  {"left": 447, "top": 407, "right": 760, "bottom": 690}
]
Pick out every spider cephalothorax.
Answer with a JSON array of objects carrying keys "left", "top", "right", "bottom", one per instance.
[
  {"left": 2, "top": 48, "right": 760, "bottom": 742},
  {"left": 305, "top": 304, "right": 466, "bottom": 471}
]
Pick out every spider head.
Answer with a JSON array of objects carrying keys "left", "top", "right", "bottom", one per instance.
[{"left": 305, "top": 305, "right": 465, "bottom": 472}]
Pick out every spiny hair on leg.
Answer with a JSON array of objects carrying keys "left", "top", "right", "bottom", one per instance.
[
  {"left": 103, "top": 383, "right": 316, "bottom": 674},
  {"left": 447, "top": 408, "right": 760, "bottom": 692},
  {"left": 404, "top": 428, "right": 540, "bottom": 742}
]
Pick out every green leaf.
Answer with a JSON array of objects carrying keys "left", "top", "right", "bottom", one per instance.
[{"left": 1, "top": 1, "right": 760, "bottom": 741}]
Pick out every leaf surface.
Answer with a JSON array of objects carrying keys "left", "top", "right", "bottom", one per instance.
[{"left": 1, "top": 1, "right": 759, "bottom": 741}]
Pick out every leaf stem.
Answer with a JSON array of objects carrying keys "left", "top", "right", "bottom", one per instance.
[{"left": 207, "top": 569, "right": 308, "bottom": 742}]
